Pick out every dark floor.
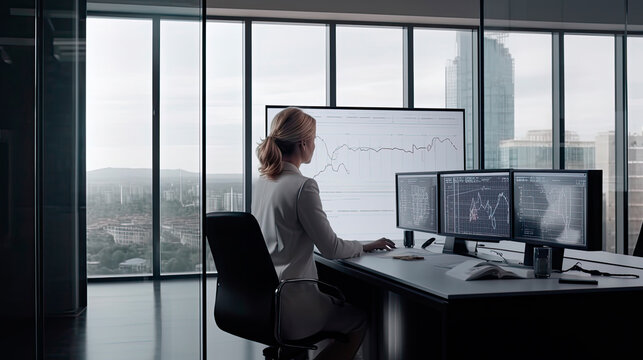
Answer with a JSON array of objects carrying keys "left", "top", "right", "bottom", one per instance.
[{"left": 44, "top": 278, "right": 265, "bottom": 360}]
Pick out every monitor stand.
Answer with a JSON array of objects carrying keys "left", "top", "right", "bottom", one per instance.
[
  {"left": 523, "top": 244, "right": 564, "bottom": 271},
  {"left": 442, "top": 236, "right": 505, "bottom": 262},
  {"left": 442, "top": 236, "right": 469, "bottom": 255}
]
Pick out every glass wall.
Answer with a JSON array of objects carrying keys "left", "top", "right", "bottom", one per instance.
[
  {"left": 85, "top": 2, "right": 643, "bottom": 277},
  {"left": 86, "top": 18, "right": 153, "bottom": 276},
  {"left": 336, "top": 25, "right": 404, "bottom": 107},
  {"left": 484, "top": 31, "right": 552, "bottom": 169},
  {"left": 628, "top": 36, "right": 643, "bottom": 254},
  {"left": 564, "top": 34, "right": 615, "bottom": 251},
  {"left": 251, "top": 22, "right": 327, "bottom": 180},
  {"left": 414, "top": 28, "right": 476, "bottom": 169}
]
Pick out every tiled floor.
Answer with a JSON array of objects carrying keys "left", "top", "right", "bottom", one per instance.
[{"left": 44, "top": 278, "right": 265, "bottom": 360}]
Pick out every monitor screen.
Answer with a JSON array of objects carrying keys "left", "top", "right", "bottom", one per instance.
[
  {"left": 440, "top": 171, "right": 512, "bottom": 239},
  {"left": 513, "top": 171, "right": 588, "bottom": 248},
  {"left": 267, "top": 106, "right": 465, "bottom": 240},
  {"left": 396, "top": 173, "right": 438, "bottom": 233}
]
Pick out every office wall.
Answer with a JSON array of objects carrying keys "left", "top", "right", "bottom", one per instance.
[
  {"left": 0, "top": 0, "right": 37, "bottom": 358},
  {"left": 1, "top": 0, "right": 85, "bottom": 357}
]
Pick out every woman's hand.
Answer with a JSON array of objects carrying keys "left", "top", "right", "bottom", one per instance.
[{"left": 363, "top": 238, "right": 396, "bottom": 252}]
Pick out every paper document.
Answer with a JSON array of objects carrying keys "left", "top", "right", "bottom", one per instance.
[{"left": 446, "top": 259, "right": 534, "bottom": 281}]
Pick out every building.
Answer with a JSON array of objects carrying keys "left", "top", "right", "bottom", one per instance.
[
  {"left": 118, "top": 258, "right": 148, "bottom": 273},
  {"left": 446, "top": 32, "right": 475, "bottom": 166},
  {"left": 447, "top": 33, "right": 515, "bottom": 168},
  {"left": 499, "top": 130, "right": 595, "bottom": 169},
  {"left": 105, "top": 224, "right": 152, "bottom": 245}
]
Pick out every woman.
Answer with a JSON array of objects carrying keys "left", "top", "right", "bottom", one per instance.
[{"left": 252, "top": 107, "right": 395, "bottom": 360}]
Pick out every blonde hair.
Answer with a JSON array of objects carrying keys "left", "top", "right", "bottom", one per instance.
[{"left": 256, "top": 107, "right": 316, "bottom": 179}]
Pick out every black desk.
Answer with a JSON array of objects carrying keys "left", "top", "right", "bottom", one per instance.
[{"left": 315, "top": 243, "right": 643, "bottom": 359}]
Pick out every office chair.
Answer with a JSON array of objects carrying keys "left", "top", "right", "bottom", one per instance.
[
  {"left": 205, "top": 212, "right": 348, "bottom": 360},
  {"left": 634, "top": 222, "right": 643, "bottom": 257}
]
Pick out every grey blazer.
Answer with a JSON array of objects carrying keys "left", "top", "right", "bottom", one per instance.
[
  {"left": 252, "top": 162, "right": 364, "bottom": 339},
  {"left": 252, "top": 161, "right": 363, "bottom": 282}
]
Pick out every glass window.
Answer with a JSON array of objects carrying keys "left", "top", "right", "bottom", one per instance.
[
  {"left": 483, "top": 31, "right": 552, "bottom": 169},
  {"left": 160, "top": 20, "right": 201, "bottom": 274},
  {"left": 206, "top": 21, "right": 244, "bottom": 271},
  {"left": 628, "top": 36, "right": 643, "bottom": 254},
  {"left": 336, "top": 25, "right": 403, "bottom": 107},
  {"left": 414, "top": 28, "right": 476, "bottom": 169},
  {"left": 86, "top": 18, "right": 153, "bottom": 276},
  {"left": 251, "top": 22, "right": 327, "bottom": 180},
  {"left": 564, "top": 34, "right": 615, "bottom": 252}
]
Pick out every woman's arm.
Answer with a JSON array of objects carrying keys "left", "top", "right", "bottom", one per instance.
[{"left": 297, "top": 178, "right": 364, "bottom": 259}]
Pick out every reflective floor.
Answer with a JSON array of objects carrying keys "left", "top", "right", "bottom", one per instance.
[{"left": 45, "top": 278, "right": 264, "bottom": 360}]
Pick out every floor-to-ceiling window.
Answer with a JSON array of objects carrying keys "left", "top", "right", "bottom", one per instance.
[
  {"left": 251, "top": 22, "right": 327, "bottom": 181},
  {"left": 564, "top": 34, "right": 616, "bottom": 252},
  {"left": 628, "top": 35, "right": 643, "bottom": 254},
  {"left": 483, "top": 31, "right": 552, "bottom": 170},
  {"left": 86, "top": 17, "right": 153, "bottom": 276},
  {"left": 414, "top": 28, "right": 476, "bottom": 169},
  {"left": 336, "top": 25, "right": 404, "bottom": 107},
  {"left": 160, "top": 20, "right": 202, "bottom": 274},
  {"left": 206, "top": 20, "right": 244, "bottom": 271}
]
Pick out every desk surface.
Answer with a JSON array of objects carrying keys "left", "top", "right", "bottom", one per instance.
[{"left": 318, "top": 242, "right": 643, "bottom": 300}]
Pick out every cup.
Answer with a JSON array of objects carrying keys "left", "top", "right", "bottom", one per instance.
[{"left": 533, "top": 247, "right": 552, "bottom": 278}]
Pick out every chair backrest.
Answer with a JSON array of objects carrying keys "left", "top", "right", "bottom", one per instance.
[{"left": 205, "top": 212, "right": 280, "bottom": 346}]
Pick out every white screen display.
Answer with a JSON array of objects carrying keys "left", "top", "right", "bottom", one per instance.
[{"left": 266, "top": 107, "right": 465, "bottom": 240}]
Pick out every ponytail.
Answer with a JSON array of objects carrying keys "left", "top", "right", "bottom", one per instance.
[
  {"left": 256, "top": 107, "right": 316, "bottom": 179},
  {"left": 256, "top": 136, "right": 284, "bottom": 179}
]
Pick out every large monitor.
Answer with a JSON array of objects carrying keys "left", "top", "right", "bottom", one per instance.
[
  {"left": 267, "top": 106, "right": 465, "bottom": 240},
  {"left": 396, "top": 172, "right": 439, "bottom": 234},
  {"left": 513, "top": 170, "right": 602, "bottom": 269},
  {"left": 439, "top": 171, "right": 512, "bottom": 240}
]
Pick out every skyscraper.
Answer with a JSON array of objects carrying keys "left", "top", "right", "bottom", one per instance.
[
  {"left": 447, "top": 33, "right": 515, "bottom": 168},
  {"left": 446, "top": 32, "right": 474, "bottom": 167}
]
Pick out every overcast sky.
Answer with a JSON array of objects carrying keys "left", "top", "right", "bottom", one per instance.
[{"left": 86, "top": 18, "right": 643, "bottom": 174}]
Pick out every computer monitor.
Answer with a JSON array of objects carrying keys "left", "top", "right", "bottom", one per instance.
[
  {"left": 513, "top": 170, "right": 602, "bottom": 270},
  {"left": 396, "top": 172, "right": 439, "bottom": 237},
  {"left": 266, "top": 105, "right": 465, "bottom": 241},
  {"left": 439, "top": 170, "right": 512, "bottom": 254}
]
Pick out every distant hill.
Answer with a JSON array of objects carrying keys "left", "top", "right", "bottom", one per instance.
[{"left": 87, "top": 168, "right": 241, "bottom": 184}]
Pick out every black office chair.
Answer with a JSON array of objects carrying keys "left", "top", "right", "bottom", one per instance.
[{"left": 205, "top": 212, "right": 348, "bottom": 360}]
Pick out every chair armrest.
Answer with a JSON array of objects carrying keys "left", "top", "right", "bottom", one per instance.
[{"left": 273, "top": 278, "right": 346, "bottom": 348}]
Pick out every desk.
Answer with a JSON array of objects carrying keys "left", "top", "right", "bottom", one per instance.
[{"left": 315, "top": 242, "right": 643, "bottom": 359}]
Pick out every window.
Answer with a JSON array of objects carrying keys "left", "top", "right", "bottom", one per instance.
[
  {"left": 160, "top": 20, "right": 201, "bottom": 274},
  {"left": 414, "top": 28, "right": 476, "bottom": 169},
  {"left": 336, "top": 25, "right": 403, "bottom": 107},
  {"left": 564, "top": 34, "right": 615, "bottom": 252},
  {"left": 484, "top": 31, "right": 552, "bottom": 169},
  {"left": 86, "top": 18, "right": 153, "bottom": 276},
  {"left": 206, "top": 20, "right": 244, "bottom": 271},
  {"left": 628, "top": 36, "right": 643, "bottom": 254},
  {"left": 251, "top": 22, "right": 327, "bottom": 180}
]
